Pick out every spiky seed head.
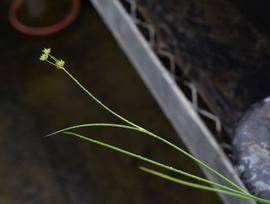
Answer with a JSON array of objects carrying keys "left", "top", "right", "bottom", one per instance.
[
  {"left": 39, "top": 53, "right": 47, "bottom": 61},
  {"left": 39, "top": 48, "right": 51, "bottom": 61},
  {"left": 43, "top": 48, "right": 51, "bottom": 55},
  {"left": 55, "top": 59, "right": 65, "bottom": 69}
]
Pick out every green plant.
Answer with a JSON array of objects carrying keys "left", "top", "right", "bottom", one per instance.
[{"left": 40, "top": 48, "right": 270, "bottom": 204}]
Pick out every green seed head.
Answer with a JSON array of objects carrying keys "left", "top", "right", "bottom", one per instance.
[
  {"left": 55, "top": 59, "right": 65, "bottom": 69},
  {"left": 39, "top": 48, "right": 51, "bottom": 61},
  {"left": 39, "top": 48, "right": 65, "bottom": 70}
]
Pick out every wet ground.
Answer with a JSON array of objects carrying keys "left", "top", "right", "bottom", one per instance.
[{"left": 0, "top": 1, "right": 221, "bottom": 203}]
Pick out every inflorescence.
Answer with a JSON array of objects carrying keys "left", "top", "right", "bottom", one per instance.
[{"left": 39, "top": 48, "right": 65, "bottom": 70}]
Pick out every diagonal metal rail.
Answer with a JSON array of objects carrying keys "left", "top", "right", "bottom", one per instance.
[{"left": 88, "top": 0, "right": 255, "bottom": 203}]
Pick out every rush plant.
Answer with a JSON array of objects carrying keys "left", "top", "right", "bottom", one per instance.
[{"left": 40, "top": 48, "right": 270, "bottom": 204}]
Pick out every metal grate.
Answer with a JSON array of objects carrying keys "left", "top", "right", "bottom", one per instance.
[{"left": 121, "top": 0, "right": 222, "bottom": 137}]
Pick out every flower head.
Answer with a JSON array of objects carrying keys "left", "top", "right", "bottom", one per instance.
[
  {"left": 39, "top": 48, "right": 66, "bottom": 70},
  {"left": 55, "top": 59, "right": 65, "bottom": 69},
  {"left": 39, "top": 53, "right": 48, "bottom": 61},
  {"left": 39, "top": 48, "right": 51, "bottom": 61},
  {"left": 43, "top": 48, "right": 51, "bottom": 55}
]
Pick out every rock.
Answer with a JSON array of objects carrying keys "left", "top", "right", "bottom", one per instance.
[{"left": 233, "top": 97, "right": 270, "bottom": 198}]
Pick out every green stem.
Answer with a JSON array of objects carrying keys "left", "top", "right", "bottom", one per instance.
[
  {"left": 62, "top": 68, "right": 141, "bottom": 129},
  {"left": 140, "top": 167, "right": 270, "bottom": 204},
  {"left": 47, "top": 123, "right": 242, "bottom": 194},
  {"left": 141, "top": 129, "right": 249, "bottom": 195},
  {"left": 46, "top": 123, "right": 138, "bottom": 137},
  {"left": 48, "top": 121, "right": 249, "bottom": 195},
  {"left": 45, "top": 59, "right": 57, "bottom": 67},
  {"left": 61, "top": 68, "right": 249, "bottom": 195},
  {"left": 49, "top": 54, "right": 57, "bottom": 61},
  {"left": 62, "top": 131, "right": 252, "bottom": 199}
]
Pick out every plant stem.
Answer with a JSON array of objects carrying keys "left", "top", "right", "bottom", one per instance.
[
  {"left": 62, "top": 131, "right": 253, "bottom": 199},
  {"left": 61, "top": 68, "right": 249, "bottom": 195},
  {"left": 47, "top": 122, "right": 248, "bottom": 195},
  {"left": 140, "top": 167, "right": 270, "bottom": 204},
  {"left": 141, "top": 129, "right": 249, "bottom": 195},
  {"left": 62, "top": 68, "right": 141, "bottom": 129}
]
